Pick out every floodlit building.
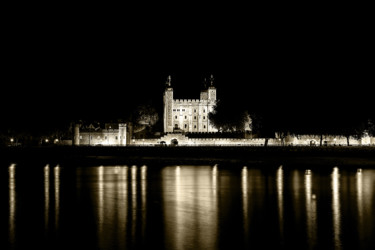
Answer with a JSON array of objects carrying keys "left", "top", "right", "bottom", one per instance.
[{"left": 163, "top": 75, "right": 218, "bottom": 133}]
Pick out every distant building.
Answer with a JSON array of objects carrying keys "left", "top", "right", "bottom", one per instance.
[
  {"left": 163, "top": 75, "right": 218, "bottom": 133},
  {"left": 73, "top": 123, "right": 130, "bottom": 146}
]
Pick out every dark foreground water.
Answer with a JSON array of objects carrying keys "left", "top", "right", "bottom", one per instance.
[{"left": 2, "top": 162, "right": 375, "bottom": 250}]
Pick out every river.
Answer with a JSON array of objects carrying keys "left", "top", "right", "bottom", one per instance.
[{"left": 2, "top": 162, "right": 374, "bottom": 249}]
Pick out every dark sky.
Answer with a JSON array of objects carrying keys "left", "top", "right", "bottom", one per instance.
[{"left": 2, "top": 6, "right": 374, "bottom": 132}]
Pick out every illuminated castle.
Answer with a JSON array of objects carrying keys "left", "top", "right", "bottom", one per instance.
[{"left": 163, "top": 75, "right": 218, "bottom": 133}]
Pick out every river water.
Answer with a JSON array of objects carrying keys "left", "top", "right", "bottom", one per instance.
[{"left": 2, "top": 162, "right": 375, "bottom": 250}]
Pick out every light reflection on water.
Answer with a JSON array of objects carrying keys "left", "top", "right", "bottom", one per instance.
[
  {"left": 332, "top": 167, "right": 341, "bottom": 250},
  {"left": 162, "top": 165, "right": 219, "bottom": 250},
  {"left": 8, "top": 164, "right": 16, "bottom": 248},
  {"left": 3, "top": 163, "right": 375, "bottom": 249}
]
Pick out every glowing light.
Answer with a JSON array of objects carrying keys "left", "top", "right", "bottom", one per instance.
[
  {"left": 163, "top": 166, "right": 218, "bottom": 249},
  {"left": 9, "top": 164, "right": 16, "bottom": 247},
  {"left": 242, "top": 166, "right": 249, "bottom": 247},
  {"left": 54, "top": 165, "right": 60, "bottom": 230},
  {"left": 131, "top": 165, "right": 137, "bottom": 241},
  {"left": 98, "top": 166, "right": 104, "bottom": 237},
  {"left": 45, "top": 139, "right": 49, "bottom": 143},
  {"left": 276, "top": 165, "right": 284, "bottom": 240},
  {"left": 44, "top": 164, "right": 50, "bottom": 231},
  {"left": 141, "top": 165, "right": 147, "bottom": 238},
  {"left": 331, "top": 167, "right": 341, "bottom": 250},
  {"left": 10, "top": 138, "right": 14, "bottom": 142},
  {"left": 305, "top": 169, "right": 317, "bottom": 248},
  {"left": 356, "top": 168, "right": 364, "bottom": 244}
]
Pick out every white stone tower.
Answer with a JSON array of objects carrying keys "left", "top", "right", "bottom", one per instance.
[{"left": 163, "top": 75, "right": 174, "bottom": 133}]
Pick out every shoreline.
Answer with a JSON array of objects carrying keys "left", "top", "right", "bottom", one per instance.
[{"left": 2, "top": 145, "right": 375, "bottom": 167}]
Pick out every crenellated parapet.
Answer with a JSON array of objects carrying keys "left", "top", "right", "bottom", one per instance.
[{"left": 173, "top": 99, "right": 202, "bottom": 104}]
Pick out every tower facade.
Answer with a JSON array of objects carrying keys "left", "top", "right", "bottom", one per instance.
[{"left": 163, "top": 75, "right": 218, "bottom": 133}]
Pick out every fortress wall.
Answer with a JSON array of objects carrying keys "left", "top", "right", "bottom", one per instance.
[{"left": 79, "top": 130, "right": 122, "bottom": 145}]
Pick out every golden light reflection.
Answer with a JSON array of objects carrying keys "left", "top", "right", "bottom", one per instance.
[
  {"left": 131, "top": 165, "right": 137, "bottom": 242},
  {"left": 212, "top": 164, "right": 218, "bottom": 195},
  {"left": 276, "top": 165, "right": 284, "bottom": 240},
  {"left": 141, "top": 165, "right": 147, "bottom": 238},
  {"left": 97, "top": 166, "right": 131, "bottom": 249},
  {"left": 9, "top": 163, "right": 16, "bottom": 246},
  {"left": 356, "top": 168, "right": 364, "bottom": 244},
  {"left": 331, "top": 167, "right": 341, "bottom": 250},
  {"left": 54, "top": 165, "right": 60, "bottom": 230},
  {"left": 242, "top": 166, "right": 249, "bottom": 247},
  {"left": 305, "top": 169, "right": 317, "bottom": 249},
  {"left": 98, "top": 166, "right": 104, "bottom": 237},
  {"left": 44, "top": 164, "right": 50, "bottom": 231},
  {"left": 163, "top": 166, "right": 218, "bottom": 250}
]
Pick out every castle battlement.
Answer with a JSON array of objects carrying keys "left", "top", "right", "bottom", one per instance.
[{"left": 173, "top": 99, "right": 201, "bottom": 103}]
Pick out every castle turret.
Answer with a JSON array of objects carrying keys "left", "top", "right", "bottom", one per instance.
[
  {"left": 207, "top": 74, "right": 216, "bottom": 102},
  {"left": 163, "top": 75, "right": 174, "bottom": 133},
  {"left": 74, "top": 123, "right": 80, "bottom": 146},
  {"left": 118, "top": 123, "right": 127, "bottom": 146}
]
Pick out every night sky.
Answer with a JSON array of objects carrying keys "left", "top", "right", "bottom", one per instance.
[{"left": 2, "top": 6, "right": 373, "bottom": 133}]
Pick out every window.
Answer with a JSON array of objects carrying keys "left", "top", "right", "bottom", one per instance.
[
  {"left": 182, "top": 109, "right": 185, "bottom": 111},
  {"left": 177, "top": 109, "right": 180, "bottom": 111},
  {"left": 175, "top": 116, "right": 177, "bottom": 119},
  {"left": 184, "top": 124, "right": 187, "bottom": 128},
  {"left": 173, "top": 109, "right": 176, "bottom": 111},
  {"left": 115, "top": 136, "right": 118, "bottom": 140},
  {"left": 105, "top": 136, "right": 107, "bottom": 140},
  {"left": 194, "top": 125, "right": 196, "bottom": 128},
  {"left": 194, "top": 116, "right": 196, "bottom": 120},
  {"left": 204, "top": 125, "right": 206, "bottom": 129},
  {"left": 203, "top": 116, "right": 205, "bottom": 120},
  {"left": 194, "top": 109, "right": 196, "bottom": 113},
  {"left": 175, "top": 124, "right": 178, "bottom": 128},
  {"left": 203, "top": 109, "right": 206, "bottom": 113},
  {"left": 79, "top": 136, "right": 82, "bottom": 139},
  {"left": 185, "top": 116, "right": 187, "bottom": 119}
]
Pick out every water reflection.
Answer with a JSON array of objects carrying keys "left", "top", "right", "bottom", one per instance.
[
  {"left": 305, "top": 169, "right": 317, "bottom": 249},
  {"left": 4, "top": 163, "right": 375, "bottom": 250},
  {"left": 356, "top": 168, "right": 364, "bottom": 246},
  {"left": 163, "top": 165, "right": 219, "bottom": 250},
  {"left": 241, "top": 166, "right": 249, "bottom": 248},
  {"left": 276, "top": 165, "right": 284, "bottom": 242},
  {"left": 95, "top": 165, "right": 148, "bottom": 249},
  {"left": 44, "top": 164, "right": 50, "bottom": 231},
  {"left": 9, "top": 164, "right": 16, "bottom": 247},
  {"left": 332, "top": 167, "right": 341, "bottom": 250},
  {"left": 54, "top": 165, "right": 61, "bottom": 230}
]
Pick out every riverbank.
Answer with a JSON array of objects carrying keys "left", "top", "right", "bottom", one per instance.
[{"left": 2, "top": 145, "right": 375, "bottom": 167}]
